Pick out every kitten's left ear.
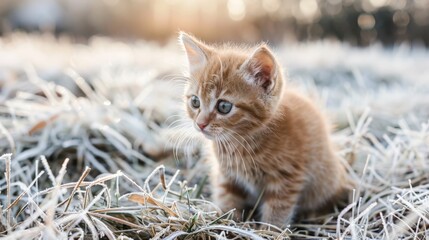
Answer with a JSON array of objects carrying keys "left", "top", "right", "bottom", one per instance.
[
  {"left": 179, "top": 32, "right": 212, "bottom": 74},
  {"left": 240, "top": 44, "right": 278, "bottom": 93}
]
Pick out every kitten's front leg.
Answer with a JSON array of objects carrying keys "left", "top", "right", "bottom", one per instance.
[
  {"left": 212, "top": 176, "right": 249, "bottom": 221},
  {"left": 260, "top": 179, "right": 302, "bottom": 227}
]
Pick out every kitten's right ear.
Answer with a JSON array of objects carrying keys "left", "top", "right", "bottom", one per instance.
[{"left": 179, "top": 32, "right": 211, "bottom": 74}]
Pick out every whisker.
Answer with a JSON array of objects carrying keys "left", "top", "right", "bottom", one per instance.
[
  {"left": 221, "top": 131, "right": 247, "bottom": 180},
  {"left": 224, "top": 129, "right": 258, "bottom": 172},
  {"left": 219, "top": 133, "right": 233, "bottom": 175}
]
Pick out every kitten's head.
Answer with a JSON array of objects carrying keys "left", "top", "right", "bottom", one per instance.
[{"left": 179, "top": 32, "right": 284, "bottom": 140}]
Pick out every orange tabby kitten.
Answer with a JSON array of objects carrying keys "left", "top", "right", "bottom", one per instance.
[{"left": 179, "top": 32, "right": 350, "bottom": 227}]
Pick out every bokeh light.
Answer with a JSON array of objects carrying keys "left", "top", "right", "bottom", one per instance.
[
  {"left": 227, "top": 0, "right": 246, "bottom": 21},
  {"left": 358, "top": 14, "right": 376, "bottom": 29},
  {"left": 0, "top": 0, "right": 428, "bottom": 46}
]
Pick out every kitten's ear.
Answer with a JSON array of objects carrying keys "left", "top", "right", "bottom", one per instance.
[
  {"left": 179, "top": 32, "right": 212, "bottom": 74},
  {"left": 240, "top": 44, "right": 278, "bottom": 93}
]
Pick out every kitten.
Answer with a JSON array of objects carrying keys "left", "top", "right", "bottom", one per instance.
[{"left": 179, "top": 32, "right": 350, "bottom": 227}]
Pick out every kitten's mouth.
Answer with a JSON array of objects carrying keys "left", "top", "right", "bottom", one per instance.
[
  {"left": 201, "top": 130, "right": 215, "bottom": 140},
  {"left": 194, "top": 123, "right": 215, "bottom": 139},
  {"left": 198, "top": 128, "right": 218, "bottom": 140}
]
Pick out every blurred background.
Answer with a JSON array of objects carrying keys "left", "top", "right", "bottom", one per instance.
[{"left": 0, "top": 0, "right": 428, "bottom": 46}]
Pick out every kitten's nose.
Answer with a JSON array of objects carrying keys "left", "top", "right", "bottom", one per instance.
[{"left": 197, "top": 122, "right": 208, "bottom": 130}]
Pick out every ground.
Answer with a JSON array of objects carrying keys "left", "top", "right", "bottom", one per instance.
[{"left": 0, "top": 33, "right": 429, "bottom": 239}]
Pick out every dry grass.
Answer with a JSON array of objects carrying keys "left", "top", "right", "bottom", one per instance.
[{"left": 0, "top": 33, "right": 429, "bottom": 239}]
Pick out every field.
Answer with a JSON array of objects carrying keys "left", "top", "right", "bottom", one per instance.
[{"left": 1, "top": 33, "right": 429, "bottom": 239}]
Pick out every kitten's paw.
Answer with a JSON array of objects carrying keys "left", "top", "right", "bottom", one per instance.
[{"left": 229, "top": 208, "right": 245, "bottom": 222}]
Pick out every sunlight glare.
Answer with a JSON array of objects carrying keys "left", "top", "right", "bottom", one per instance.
[
  {"left": 227, "top": 0, "right": 246, "bottom": 21},
  {"left": 263, "top": 0, "right": 281, "bottom": 13},
  {"left": 369, "top": 0, "right": 387, "bottom": 8},
  {"left": 300, "top": 0, "right": 318, "bottom": 18}
]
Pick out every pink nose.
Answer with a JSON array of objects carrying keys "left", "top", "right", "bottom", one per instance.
[{"left": 197, "top": 122, "right": 208, "bottom": 130}]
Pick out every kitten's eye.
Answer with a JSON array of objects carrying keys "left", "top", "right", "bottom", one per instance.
[
  {"left": 190, "top": 95, "right": 200, "bottom": 109},
  {"left": 217, "top": 100, "right": 233, "bottom": 114}
]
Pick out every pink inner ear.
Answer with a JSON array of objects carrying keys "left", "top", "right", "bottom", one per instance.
[
  {"left": 249, "top": 60, "right": 273, "bottom": 91},
  {"left": 254, "top": 65, "right": 272, "bottom": 90},
  {"left": 243, "top": 46, "right": 277, "bottom": 92}
]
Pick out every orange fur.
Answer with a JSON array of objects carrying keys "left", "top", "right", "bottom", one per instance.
[{"left": 179, "top": 32, "right": 351, "bottom": 227}]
